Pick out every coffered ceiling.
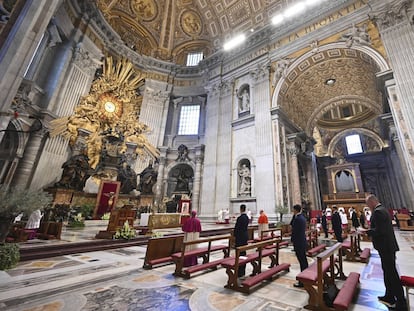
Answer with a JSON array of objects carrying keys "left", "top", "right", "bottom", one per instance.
[{"left": 94, "top": 0, "right": 293, "bottom": 63}]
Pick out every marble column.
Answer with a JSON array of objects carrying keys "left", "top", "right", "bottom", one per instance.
[
  {"left": 154, "top": 147, "right": 168, "bottom": 210},
  {"left": 287, "top": 139, "right": 301, "bottom": 205},
  {"left": 200, "top": 82, "right": 221, "bottom": 217},
  {"left": 370, "top": 0, "right": 414, "bottom": 193},
  {"left": 12, "top": 130, "right": 45, "bottom": 188},
  {"left": 192, "top": 145, "right": 204, "bottom": 214},
  {"left": 250, "top": 63, "right": 275, "bottom": 214}
]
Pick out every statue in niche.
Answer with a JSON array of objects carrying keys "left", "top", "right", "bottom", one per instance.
[
  {"left": 238, "top": 164, "right": 251, "bottom": 196},
  {"left": 238, "top": 88, "right": 250, "bottom": 113},
  {"left": 175, "top": 169, "right": 190, "bottom": 192}
]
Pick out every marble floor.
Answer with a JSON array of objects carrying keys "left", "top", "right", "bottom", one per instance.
[{"left": 1, "top": 222, "right": 413, "bottom": 311}]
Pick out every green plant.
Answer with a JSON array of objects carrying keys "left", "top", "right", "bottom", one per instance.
[
  {"left": 275, "top": 204, "right": 289, "bottom": 224},
  {"left": 0, "top": 185, "right": 53, "bottom": 219},
  {"left": 67, "top": 213, "right": 85, "bottom": 228},
  {"left": 0, "top": 243, "right": 20, "bottom": 270},
  {"left": 79, "top": 204, "right": 94, "bottom": 220},
  {"left": 113, "top": 221, "right": 136, "bottom": 240},
  {"left": 101, "top": 212, "right": 111, "bottom": 220},
  {"left": 151, "top": 231, "right": 164, "bottom": 238},
  {"left": 0, "top": 185, "right": 53, "bottom": 243}
]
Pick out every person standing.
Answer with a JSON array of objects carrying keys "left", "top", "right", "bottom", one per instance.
[
  {"left": 291, "top": 204, "right": 308, "bottom": 288},
  {"left": 234, "top": 204, "right": 249, "bottom": 277},
  {"left": 363, "top": 195, "right": 407, "bottom": 310},
  {"left": 182, "top": 210, "right": 202, "bottom": 267},
  {"left": 351, "top": 208, "right": 360, "bottom": 230},
  {"left": 331, "top": 205, "right": 343, "bottom": 242},
  {"left": 257, "top": 209, "right": 269, "bottom": 239},
  {"left": 321, "top": 210, "right": 329, "bottom": 238}
]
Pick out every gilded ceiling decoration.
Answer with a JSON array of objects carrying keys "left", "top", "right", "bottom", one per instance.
[
  {"left": 94, "top": 0, "right": 296, "bottom": 62},
  {"left": 278, "top": 48, "right": 383, "bottom": 134},
  {"left": 50, "top": 57, "right": 159, "bottom": 169}
]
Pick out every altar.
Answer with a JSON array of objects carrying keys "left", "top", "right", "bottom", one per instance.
[{"left": 138, "top": 213, "right": 189, "bottom": 232}]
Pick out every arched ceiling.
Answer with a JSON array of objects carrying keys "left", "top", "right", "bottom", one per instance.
[
  {"left": 94, "top": 0, "right": 294, "bottom": 63},
  {"left": 278, "top": 48, "right": 383, "bottom": 134}
]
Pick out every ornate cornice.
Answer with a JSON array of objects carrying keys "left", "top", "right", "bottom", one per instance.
[{"left": 369, "top": 0, "right": 412, "bottom": 32}]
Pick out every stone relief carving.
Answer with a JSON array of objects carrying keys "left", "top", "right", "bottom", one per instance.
[
  {"left": 369, "top": 0, "right": 412, "bottom": 31},
  {"left": 132, "top": 0, "right": 157, "bottom": 21},
  {"left": 73, "top": 46, "right": 101, "bottom": 75},
  {"left": 272, "top": 58, "right": 291, "bottom": 86},
  {"left": 181, "top": 10, "right": 202, "bottom": 36},
  {"left": 341, "top": 23, "right": 371, "bottom": 47}
]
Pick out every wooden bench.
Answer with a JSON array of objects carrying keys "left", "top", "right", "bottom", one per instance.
[
  {"left": 221, "top": 237, "right": 290, "bottom": 293},
  {"left": 341, "top": 233, "right": 370, "bottom": 263},
  {"left": 143, "top": 235, "right": 184, "bottom": 269},
  {"left": 296, "top": 243, "right": 358, "bottom": 311},
  {"left": 171, "top": 234, "right": 231, "bottom": 278},
  {"left": 306, "top": 229, "right": 319, "bottom": 249},
  {"left": 396, "top": 213, "right": 414, "bottom": 231},
  {"left": 306, "top": 244, "right": 327, "bottom": 257},
  {"left": 359, "top": 248, "right": 370, "bottom": 263},
  {"left": 255, "top": 228, "right": 290, "bottom": 248}
]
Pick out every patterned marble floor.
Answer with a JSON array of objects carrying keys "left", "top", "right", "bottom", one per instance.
[{"left": 1, "top": 223, "right": 413, "bottom": 311}]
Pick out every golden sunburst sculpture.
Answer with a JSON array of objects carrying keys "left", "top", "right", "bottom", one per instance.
[{"left": 50, "top": 56, "right": 159, "bottom": 169}]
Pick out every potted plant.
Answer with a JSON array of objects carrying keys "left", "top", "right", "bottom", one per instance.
[{"left": 0, "top": 185, "right": 53, "bottom": 270}]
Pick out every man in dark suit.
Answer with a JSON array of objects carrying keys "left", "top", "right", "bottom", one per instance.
[
  {"left": 291, "top": 204, "right": 308, "bottom": 287},
  {"left": 331, "top": 205, "right": 343, "bottom": 242},
  {"left": 365, "top": 195, "right": 407, "bottom": 310},
  {"left": 321, "top": 209, "right": 328, "bottom": 238},
  {"left": 234, "top": 204, "right": 249, "bottom": 277}
]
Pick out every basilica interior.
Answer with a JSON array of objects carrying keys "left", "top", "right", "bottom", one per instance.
[{"left": 1, "top": 0, "right": 414, "bottom": 310}]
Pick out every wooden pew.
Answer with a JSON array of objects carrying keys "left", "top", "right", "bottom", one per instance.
[
  {"left": 143, "top": 235, "right": 184, "bottom": 269},
  {"left": 221, "top": 237, "right": 290, "bottom": 293},
  {"left": 341, "top": 232, "right": 370, "bottom": 263},
  {"left": 396, "top": 214, "right": 414, "bottom": 231},
  {"left": 306, "top": 229, "right": 319, "bottom": 249},
  {"left": 296, "top": 243, "right": 359, "bottom": 311},
  {"left": 171, "top": 234, "right": 231, "bottom": 279}
]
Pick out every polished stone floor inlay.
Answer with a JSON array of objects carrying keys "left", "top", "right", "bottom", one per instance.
[{"left": 1, "top": 221, "right": 413, "bottom": 311}]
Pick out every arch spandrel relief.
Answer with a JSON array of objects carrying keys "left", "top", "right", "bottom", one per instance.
[
  {"left": 131, "top": 0, "right": 157, "bottom": 21},
  {"left": 181, "top": 10, "right": 202, "bottom": 37}
]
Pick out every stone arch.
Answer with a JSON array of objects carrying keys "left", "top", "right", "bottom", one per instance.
[
  {"left": 327, "top": 127, "right": 386, "bottom": 158},
  {"left": 271, "top": 42, "right": 390, "bottom": 130}
]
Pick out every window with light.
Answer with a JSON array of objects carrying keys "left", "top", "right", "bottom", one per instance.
[
  {"left": 186, "top": 52, "right": 203, "bottom": 66},
  {"left": 178, "top": 105, "right": 200, "bottom": 135},
  {"left": 345, "top": 134, "right": 363, "bottom": 155}
]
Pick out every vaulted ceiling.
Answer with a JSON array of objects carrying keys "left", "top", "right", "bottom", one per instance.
[{"left": 94, "top": 0, "right": 294, "bottom": 63}]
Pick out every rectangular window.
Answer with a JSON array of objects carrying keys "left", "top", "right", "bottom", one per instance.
[
  {"left": 186, "top": 52, "right": 203, "bottom": 66},
  {"left": 345, "top": 134, "right": 363, "bottom": 154},
  {"left": 178, "top": 105, "right": 200, "bottom": 135}
]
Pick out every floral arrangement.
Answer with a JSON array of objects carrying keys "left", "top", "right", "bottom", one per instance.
[
  {"left": 113, "top": 221, "right": 136, "bottom": 240},
  {"left": 67, "top": 212, "right": 85, "bottom": 228},
  {"left": 101, "top": 212, "right": 111, "bottom": 220},
  {"left": 151, "top": 231, "right": 164, "bottom": 238}
]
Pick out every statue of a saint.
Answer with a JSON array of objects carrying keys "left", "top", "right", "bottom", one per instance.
[
  {"left": 238, "top": 89, "right": 250, "bottom": 113},
  {"left": 117, "top": 163, "right": 138, "bottom": 194},
  {"left": 138, "top": 161, "right": 157, "bottom": 194},
  {"left": 238, "top": 164, "right": 251, "bottom": 196}
]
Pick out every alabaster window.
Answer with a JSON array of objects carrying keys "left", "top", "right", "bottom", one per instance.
[
  {"left": 186, "top": 52, "right": 203, "bottom": 66},
  {"left": 178, "top": 105, "right": 200, "bottom": 135},
  {"left": 345, "top": 134, "right": 363, "bottom": 155}
]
